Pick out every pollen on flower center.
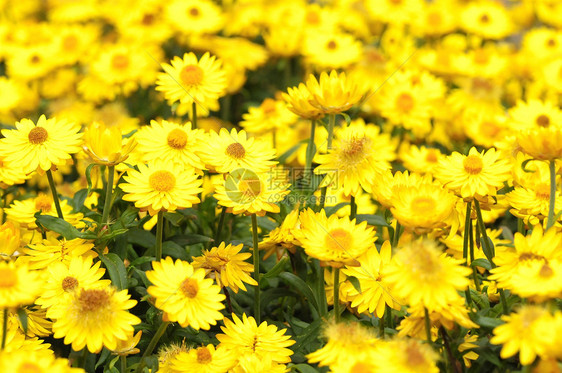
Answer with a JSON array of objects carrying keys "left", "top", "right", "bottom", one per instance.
[
  {"left": 305, "top": 11, "right": 320, "bottom": 24},
  {"left": 427, "top": 12, "right": 441, "bottom": 25},
  {"left": 536, "top": 114, "right": 550, "bottom": 127},
  {"left": 225, "top": 142, "right": 246, "bottom": 159},
  {"left": 189, "top": 7, "right": 200, "bottom": 17},
  {"left": 463, "top": 155, "right": 484, "bottom": 175},
  {"left": 180, "top": 65, "right": 204, "bottom": 86},
  {"left": 167, "top": 129, "right": 188, "bottom": 149},
  {"left": 326, "top": 40, "right": 337, "bottom": 50},
  {"left": 62, "top": 276, "right": 79, "bottom": 292},
  {"left": 342, "top": 137, "right": 366, "bottom": 161},
  {"left": 196, "top": 346, "right": 212, "bottom": 364},
  {"left": 239, "top": 178, "right": 261, "bottom": 198},
  {"left": 149, "top": 170, "right": 176, "bottom": 192},
  {"left": 411, "top": 196, "right": 436, "bottom": 214},
  {"left": 396, "top": 93, "right": 414, "bottom": 111},
  {"left": 519, "top": 252, "right": 546, "bottom": 262},
  {"left": 325, "top": 228, "right": 352, "bottom": 253},
  {"left": 181, "top": 278, "right": 199, "bottom": 298},
  {"left": 34, "top": 195, "right": 52, "bottom": 212},
  {"left": 112, "top": 54, "right": 129, "bottom": 70},
  {"left": 0, "top": 268, "right": 17, "bottom": 288},
  {"left": 79, "top": 289, "right": 110, "bottom": 312},
  {"left": 535, "top": 184, "right": 551, "bottom": 200},
  {"left": 142, "top": 13, "right": 155, "bottom": 25},
  {"left": 480, "top": 13, "right": 490, "bottom": 24},
  {"left": 18, "top": 362, "right": 42, "bottom": 373},
  {"left": 28, "top": 127, "right": 48, "bottom": 144}
]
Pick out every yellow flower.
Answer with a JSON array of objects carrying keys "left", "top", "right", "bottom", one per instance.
[
  {"left": 293, "top": 208, "right": 375, "bottom": 267},
  {"left": 508, "top": 99, "right": 562, "bottom": 131},
  {"left": 0, "top": 260, "right": 42, "bottom": 308},
  {"left": 259, "top": 208, "right": 300, "bottom": 260},
  {"left": 240, "top": 97, "right": 298, "bottom": 135},
  {"left": 517, "top": 126, "right": 562, "bottom": 160},
  {"left": 165, "top": 0, "right": 223, "bottom": 35},
  {"left": 371, "top": 337, "right": 440, "bottom": 373},
  {"left": 192, "top": 242, "right": 257, "bottom": 293},
  {"left": 0, "top": 350, "right": 80, "bottom": 373},
  {"left": 400, "top": 145, "right": 444, "bottom": 175},
  {"left": 282, "top": 83, "right": 324, "bottom": 120},
  {"left": 0, "top": 222, "right": 20, "bottom": 258},
  {"left": 146, "top": 257, "right": 225, "bottom": 329},
  {"left": 22, "top": 238, "right": 97, "bottom": 270},
  {"left": 82, "top": 121, "right": 136, "bottom": 166},
  {"left": 0, "top": 156, "right": 29, "bottom": 186},
  {"left": 50, "top": 286, "right": 140, "bottom": 353},
  {"left": 217, "top": 313, "right": 295, "bottom": 364},
  {"left": 0, "top": 115, "right": 82, "bottom": 174},
  {"left": 121, "top": 160, "right": 202, "bottom": 216},
  {"left": 171, "top": 344, "right": 237, "bottom": 373},
  {"left": 305, "top": 70, "right": 364, "bottom": 114},
  {"left": 303, "top": 31, "right": 362, "bottom": 70},
  {"left": 460, "top": 0, "right": 513, "bottom": 40},
  {"left": 366, "top": 0, "right": 423, "bottom": 26},
  {"left": 156, "top": 52, "right": 227, "bottom": 107},
  {"left": 111, "top": 331, "right": 142, "bottom": 356}
]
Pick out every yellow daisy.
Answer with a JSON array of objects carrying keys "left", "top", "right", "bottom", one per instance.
[
  {"left": 303, "top": 31, "right": 362, "bottom": 70},
  {"left": 399, "top": 145, "right": 444, "bottom": 175},
  {"left": 0, "top": 260, "right": 42, "bottom": 308},
  {"left": 460, "top": 0, "right": 513, "bottom": 40},
  {"left": 121, "top": 160, "right": 202, "bottom": 216},
  {"left": 0, "top": 350, "right": 80, "bottom": 373},
  {"left": 0, "top": 156, "right": 29, "bottom": 186},
  {"left": 517, "top": 126, "right": 562, "bottom": 161},
  {"left": 240, "top": 98, "right": 298, "bottom": 135},
  {"left": 146, "top": 257, "right": 225, "bottom": 329},
  {"left": 165, "top": 0, "right": 223, "bottom": 35},
  {"left": 0, "top": 115, "right": 82, "bottom": 174},
  {"left": 508, "top": 99, "right": 562, "bottom": 131},
  {"left": 282, "top": 83, "right": 325, "bottom": 120},
  {"left": 82, "top": 121, "right": 136, "bottom": 166},
  {"left": 372, "top": 337, "right": 440, "bottom": 373},
  {"left": 305, "top": 70, "right": 364, "bottom": 115},
  {"left": 22, "top": 237, "right": 97, "bottom": 270},
  {"left": 0, "top": 221, "right": 20, "bottom": 259},
  {"left": 171, "top": 344, "right": 237, "bottom": 373}
]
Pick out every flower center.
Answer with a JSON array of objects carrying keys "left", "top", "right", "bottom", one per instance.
[
  {"left": 79, "top": 289, "right": 110, "bottom": 312},
  {"left": 167, "top": 128, "right": 188, "bottom": 149},
  {"left": 406, "top": 342, "right": 426, "bottom": 367},
  {"left": 112, "top": 54, "right": 129, "bottom": 70},
  {"left": 427, "top": 11, "right": 441, "bottom": 25},
  {"left": 471, "top": 78, "right": 493, "bottom": 94},
  {"left": 411, "top": 196, "right": 436, "bottom": 214},
  {"left": 196, "top": 346, "right": 212, "bottom": 364},
  {"left": 519, "top": 252, "right": 546, "bottom": 262},
  {"left": 28, "top": 127, "right": 48, "bottom": 144},
  {"left": 350, "top": 362, "right": 373, "bottom": 373},
  {"left": 539, "top": 263, "right": 554, "bottom": 278},
  {"left": 189, "top": 6, "right": 200, "bottom": 17},
  {"left": 63, "top": 35, "right": 78, "bottom": 50},
  {"left": 479, "top": 13, "right": 490, "bottom": 24},
  {"left": 34, "top": 195, "right": 52, "bottom": 212},
  {"left": 181, "top": 278, "right": 198, "bottom": 298},
  {"left": 239, "top": 178, "right": 261, "bottom": 198},
  {"left": 261, "top": 98, "right": 277, "bottom": 114},
  {"left": 536, "top": 114, "right": 550, "bottom": 127},
  {"left": 62, "top": 276, "right": 79, "bottom": 292},
  {"left": 342, "top": 137, "right": 367, "bottom": 159},
  {"left": 325, "top": 228, "right": 352, "bottom": 253},
  {"left": 305, "top": 11, "right": 320, "bottom": 24},
  {"left": 225, "top": 142, "right": 246, "bottom": 159},
  {"left": 30, "top": 54, "right": 40, "bottom": 64},
  {"left": 390, "top": 0, "right": 402, "bottom": 4},
  {"left": 463, "top": 155, "right": 483, "bottom": 175},
  {"left": 473, "top": 49, "right": 489, "bottom": 65},
  {"left": 149, "top": 170, "right": 176, "bottom": 192},
  {"left": 180, "top": 65, "right": 204, "bottom": 86},
  {"left": 142, "top": 13, "right": 155, "bottom": 25},
  {"left": 547, "top": 38, "right": 556, "bottom": 48},
  {"left": 535, "top": 184, "right": 551, "bottom": 200},
  {"left": 326, "top": 40, "right": 337, "bottom": 50},
  {"left": 0, "top": 267, "right": 17, "bottom": 288},
  {"left": 17, "top": 362, "right": 42, "bottom": 373},
  {"left": 396, "top": 93, "right": 414, "bottom": 111},
  {"left": 425, "top": 150, "right": 439, "bottom": 163},
  {"left": 481, "top": 122, "right": 500, "bottom": 137}
]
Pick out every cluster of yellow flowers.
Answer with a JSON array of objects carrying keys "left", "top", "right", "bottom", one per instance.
[{"left": 2, "top": 0, "right": 562, "bottom": 372}]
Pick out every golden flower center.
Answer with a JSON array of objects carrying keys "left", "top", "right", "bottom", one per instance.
[
  {"left": 425, "top": 150, "right": 439, "bottom": 163},
  {"left": 0, "top": 268, "right": 17, "bottom": 288},
  {"left": 547, "top": 38, "right": 556, "bottom": 48},
  {"left": 471, "top": 78, "right": 493, "bottom": 93},
  {"left": 326, "top": 40, "right": 337, "bottom": 50},
  {"left": 149, "top": 170, "right": 176, "bottom": 192},
  {"left": 539, "top": 263, "right": 554, "bottom": 278},
  {"left": 350, "top": 362, "right": 372, "bottom": 373},
  {"left": 463, "top": 155, "right": 483, "bottom": 175},
  {"left": 390, "top": 0, "right": 402, "bottom": 4},
  {"left": 411, "top": 196, "right": 436, "bottom": 214},
  {"left": 535, "top": 184, "right": 551, "bottom": 200},
  {"left": 305, "top": 11, "right": 320, "bottom": 24},
  {"left": 18, "top": 362, "right": 42, "bottom": 373},
  {"left": 427, "top": 12, "right": 441, "bottom": 25},
  {"left": 225, "top": 142, "right": 246, "bottom": 159},
  {"left": 261, "top": 98, "right": 277, "bottom": 114},
  {"left": 181, "top": 278, "right": 199, "bottom": 298},
  {"left": 180, "top": 65, "right": 204, "bottom": 86},
  {"left": 28, "top": 126, "right": 48, "bottom": 144},
  {"left": 189, "top": 7, "right": 200, "bottom": 17},
  {"left": 112, "top": 54, "right": 130, "bottom": 70},
  {"left": 63, "top": 35, "right": 78, "bottom": 50},
  {"left": 406, "top": 343, "right": 426, "bottom": 367},
  {"left": 196, "top": 347, "right": 212, "bottom": 364},
  {"left": 480, "top": 13, "right": 490, "bottom": 24},
  {"left": 62, "top": 276, "right": 79, "bottom": 292},
  {"left": 325, "top": 228, "right": 352, "bottom": 253},
  {"left": 34, "top": 195, "right": 52, "bottom": 212},
  {"left": 481, "top": 122, "right": 500, "bottom": 137},
  {"left": 342, "top": 137, "right": 366, "bottom": 160},
  {"left": 474, "top": 49, "right": 489, "bottom": 65},
  {"left": 79, "top": 289, "right": 110, "bottom": 312},
  {"left": 30, "top": 54, "right": 41, "bottom": 64},
  {"left": 536, "top": 114, "right": 550, "bottom": 127},
  {"left": 167, "top": 129, "right": 188, "bottom": 149},
  {"left": 239, "top": 178, "right": 261, "bottom": 198},
  {"left": 142, "top": 13, "right": 155, "bottom": 25},
  {"left": 396, "top": 93, "right": 414, "bottom": 111},
  {"left": 519, "top": 252, "right": 546, "bottom": 262}
]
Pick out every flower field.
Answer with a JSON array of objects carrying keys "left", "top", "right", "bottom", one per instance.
[{"left": 1, "top": 0, "right": 562, "bottom": 372}]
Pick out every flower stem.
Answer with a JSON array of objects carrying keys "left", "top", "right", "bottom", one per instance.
[
  {"left": 192, "top": 102, "right": 198, "bottom": 129},
  {"left": 333, "top": 268, "right": 341, "bottom": 322},
  {"left": 392, "top": 221, "right": 402, "bottom": 248},
  {"left": 251, "top": 214, "right": 261, "bottom": 324},
  {"left": 379, "top": 313, "right": 385, "bottom": 337},
  {"left": 327, "top": 114, "right": 336, "bottom": 150},
  {"left": 121, "top": 355, "right": 127, "bottom": 373},
  {"left": 349, "top": 195, "right": 357, "bottom": 220},
  {"left": 424, "top": 307, "right": 432, "bottom": 344},
  {"left": 547, "top": 160, "right": 556, "bottom": 230},
  {"left": 100, "top": 165, "right": 115, "bottom": 227},
  {"left": 1, "top": 309, "right": 7, "bottom": 350},
  {"left": 462, "top": 202, "right": 472, "bottom": 264},
  {"left": 304, "top": 119, "right": 317, "bottom": 186},
  {"left": 213, "top": 206, "right": 227, "bottom": 245},
  {"left": 385, "top": 305, "right": 394, "bottom": 329},
  {"left": 46, "top": 169, "right": 64, "bottom": 219},
  {"left": 155, "top": 210, "right": 164, "bottom": 261},
  {"left": 135, "top": 321, "right": 169, "bottom": 373}
]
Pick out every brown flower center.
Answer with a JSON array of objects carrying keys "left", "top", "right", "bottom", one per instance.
[
  {"left": 406, "top": 342, "right": 426, "bottom": 367},
  {"left": 480, "top": 13, "right": 490, "bottom": 24},
  {"left": 180, "top": 65, "right": 204, "bottom": 86},
  {"left": 141, "top": 13, "right": 155, "bottom": 25},
  {"left": 350, "top": 362, "right": 373, "bottom": 373},
  {"left": 112, "top": 54, "right": 130, "bottom": 70},
  {"left": 0, "top": 267, "right": 17, "bottom": 288},
  {"left": 427, "top": 11, "right": 441, "bottom": 25},
  {"left": 181, "top": 278, "right": 198, "bottom": 298},
  {"left": 196, "top": 346, "right": 212, "bottom": 364},
  {"left": 34, "top": 195, "right": 52, "bottom": 212},
  {"left": 149, "top": 170, "right": 176, "bottom": 192},
  {"left": 326, "top": 40, "right": 337, "bottom": 50},
  {"left": 167, "top": 128, "right": 188, "bottom": 149},
  {"left": 539, "top": 263, "right": 554, "bottom": 278},
  {"left": 28, "top": 127, "right": 48, "bottom": 144},
  {"left": 396, "top": 93, "right": 414, "bottom": 111},
  {"left": 225, "top": 142, "right": 246, "bottom": 159},
  {"left": 79, "top": 289, "right": 110, "bottom": 312},
  {"left": 62, "top": 276, "right": 79, "bottom": 291},
  {"left": 30, "top": 54, "right": 40, "bottom": 64},
  {"left": 189, "top": 7, "right": 200, "bottom": 17},
  {"left": 463, "top": 155, "right": 483, "bottom": 175},
  {"left": 536, "top": 114, "right": 550, "bottom": 127},
  {"left": 425, "top": 150, "right": 439, "bottom": 163}
]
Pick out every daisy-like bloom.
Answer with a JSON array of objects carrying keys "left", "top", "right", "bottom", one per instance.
[
  {"left": 0, "top": 260, "right": 42, "bottom": 308},
  {"left": 121, "top": 160, "right": 202, "bottom": 216},
  {"left": 156, "top": 52, "right": 227, "bottom": 106},
  {"left": 365, "top": 0, "right": 423, "bottom": 26},
  {"left": 0, "top": 350, "right": 82, "bottom": 373},
  {"left": 434, "top": 147, "right": 511, "bottom": 200},
  {"left": 507, "top": 180, "right": 562, "bottom": 226},
  {"left": 0, "top": 115, "right": 82, "bottom": 174},
  {"left": 158, "top": 343, "right": 190, "bottom": 373},
  {"left": 314, "top": 120, "right": 394, "bottom": 196},
  {"left": 302, "top": 31, "right": 362, "bottom": 70},
  {"left": 491, "top": 306, "right": 557, "bottom": 366},
  {"left": 198, "top": 128, "right": 277, "bottom": 174},
  {"left": 134, "top": 119, "right": 206, "bottom": 171},
  {"left": 0, "top": 222, "right": 20, "bottom": 258},
  {"left": 459, "top": 333, "right": 479, "bottom": 368},
  {"left": 82, "top": 121, "right": 136, "bottom": 166},
  {"left": 293, "top": 208, "right": 375, "bottom": 267},
  {"left": 307, "top": 320, "right": 378, "bottom": 367},
  {"left": 342, "top": 241, "right": 400, "bottom": 317},
  {"left": 371, "top": 337, "right": 439, "bottom": 373},
  {"left": 146, "top": 257, "right": 225, "bottom": 329},
  {"left": 508, "top": 99, "right": 562, "bottom": 131},
  {"left": 111, "top": 330, "right": 142, "bottom": 356},
  {"left": 390, "top": 182, "right": 458, "bottom": 233},
  {"left": 373, "top": 170, "right": 436, "bottom": 208},
  {"left": 400, "top": 145, "right": 444, "bottom": 175},
  {"left": 231, "top": 354, "right": 288, "bottom": 373},
  {"left": 240, "top": 97, "right": 298, "bottom": 135},
  {"left": 217, "top": 313, "right": 295, "bottom": 364},
  {"left": 0, "top": 156, "right": 28, "bottom": 186},
  {"left": 213, "top": 167, "right": 290, "bottom": 216},
  {"left": 460, "top": 0, "right": 512, "bottom": 40},
  {"left": 22, "top": 238, "right": 97, "bottom": 270},
  {"left": 383, "top": 239, "right": 471, "bottom": 312},
  {"left": 282, "top": 83, "right": 324, "bottom": 120},
  {"left": 259, "top": 208, "right": 300, "bottom": 260},
  {"left": 171, "top": 344, "right": 237, "bottom": 373},
  {"left": 517, "top": 126, "right": 562, "bottom": 160},
  {"left": 192, "top": 242, "right": 257, "bottom": 293},
  {"left": 50, "top": 285, "right": 140, "bottom": 353},
  {"left": 305, "top": 70, "right": 364, "bottom": 114},
  {"left": 165, "top": 0, "right": 223, "bottom": 35},
  {"left": 328, "top": 350, "right": 379, "bottom": 373},
  {"left": 36, "top": 256, "right": 110, "bottom": 312}
]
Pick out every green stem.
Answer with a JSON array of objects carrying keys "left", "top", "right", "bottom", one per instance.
[
  {"left": 1, "top": 309, "right": 7, "bottom": 350},
  {"left": 272, "top": 129, "right": 277, "bottom": 149},
  {"left": 100, "top": 165, "right": 115, "bottom": 227},
  {"left": 392, "top": 221, "right": 402, "bottom": 248},
  {"left": 349, "top": 195, "right": 357, "bottom": 220},
  {"left": 333, "top": 268, "right": 341, "bottom": 322},
  {"left": 81, "top": 348, "right": 88, "bottom": 369},
  {"left": 379, "top": 313, "right": 385, "bottom": 337},
  {"left": 213, "top": 206, "right": 227, "bottom": 245},
  {"left": 192, "top": 102, "right": 198, "bottom": 129},
  {"left": 385, "top": 305, "right": 394, "bottom": 329},
  {"left": 517, "top": 218, "right": 525, "bottom": 234},
  {"left": 121, "top": 355, "right": 127, "bottom": 373},
  {"left": 155, "top": 210, "right": 164, "bottom": 261},
  {"left": 221, "top": 95, "right": 231, "bottom": 123},
  {"left": 318, "top": 187, "right": 327, "bottom": 211},
  {"left": 251, "top": 214, "right": 261, "bottom": 324},
  {"left": 547, "top": 160, "right": 556, "bottom": 230},
  {"left": 327, "top": 114, "right": 336, "bottom": 150},
  {"left": 135, "top": 321, "right": 169, "bottom": 373},
  {"left": 469, "top": 219, "right": 480, "bottom": 291},
  {"left": 46, "top": 169, "right": 64, "bottom": 219},
  {"left": 424, "top": 308, "right": 432, "bottom": 344},
  {"left": 1, "top": 190, "right": 7, "bottom": 224},
  {"left": 304, "top": 119, "right": 317, "bottom": 186},
  {"left": 462, "top": 202, "right": 472, "bottom": 264},
  {"left": 316, "top": 261, "right": 328, "bottom": 317}
]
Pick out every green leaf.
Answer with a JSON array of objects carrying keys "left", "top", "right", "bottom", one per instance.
[
  {"left": 278, "top": 143, "right": 302, "bottom": 164},
  {"left": 257, "top": 216, "right": 277, "bottom": 231},
  {"left": 474, "top": 315, "right": 504, "bottom": 329},
  {"left": 324, "top": 202, "right": 348, "bottom": 217},
  {"left": 347, "top": 276, "right": 361, "bottom": 292},
  {"left": 100, "top": 253, "right": 128, "bottom": 290},
  {"left": 292, "top": 318, "right": 323, "bottom": 353},
  {"left": 169, "top": 234, "right": 212, "bottom": 246},
  {"left": 279, "top": 272, "right": 320, "bottom": 316},
  {"left": 85, "top": 163, "right": 97, "bottom": 196},
  {"left": 34, "top": 213, "right": 96, "bottom": 240},
  {"left": 95, "top": 348, "right": 111, "bottom": 369},
  {"left": 16, "top": 308, "right": 27, "bottom": 336},
  {"left": 164, "top": 211, "right": 184, "bottom": 226},
  {"left": 355, "top": 214, "right": 389, "bottom": 227},
  {"left": 72, "top": 188, "right": 89, "bottom": 212},
  {"left": 292, "top": 364, "right": 321, "bottom": 373},
  {"left": 128, "top": 228, "right": 156, "bottom": 248},
  {"left": 128, "top": 256, "right": 156, "bottom": 268},
  {"left": 162, "top": 241, "right": 189, "bottom": 260},
  {"left": 339, "top": 112, "right": 351, "bottom": 126},
  {"left": 470, "top": 258, "right": 492, "bottom": 270},
  {"left": 480, "top": 236, "right": 495, "bottom": 264},
  {"left": 520, "top": 158, "right": 537, "bottom": 173},
  {"left": 263, "top": 258, "right": 289, "bottom": 279}
]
